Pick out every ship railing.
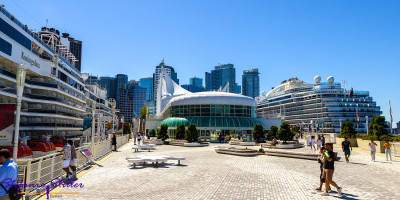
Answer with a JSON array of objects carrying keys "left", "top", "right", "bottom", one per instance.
[
  {"left": 16, "top": 135, "right": 130, "bottom": 199},
  {"left": 392, "top": 143, "right": 400, "bottom": 158}
]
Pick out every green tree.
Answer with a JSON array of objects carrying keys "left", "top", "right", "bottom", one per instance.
[
  {"left": 230, "top": 130, "right": 235, "bottom": 137},
  {"left": 339, "top": 121, "right": 356, "bottom": 138},
  {"left": 123, "top": 122, "right": 131, "bottom": 135},
  {"left": 157, "top": 124, "right": 169, "bottom": 141},
  {"left": 185, "top": 123, "right": 199, "bottom": 143},
  {"left": 369, "top": 116, "right": 389, "bottom": 137},
  {"left": 140, "top": 105, "right": 150, "bottom": 119},
  {"left": 292, "top": 126, "right": 300, "bottom": 134},
  {"left": 175, "top": 124, "right": 186, "bottom": 140},
  {"left": 268, "top": 125, "right": 278, "bottom": 138},
  {"left": 252, "top": 123, "right": 264, "bottom": 141},
  {"left": 277, "top": 122, "right": 294, "bottom": 143}
]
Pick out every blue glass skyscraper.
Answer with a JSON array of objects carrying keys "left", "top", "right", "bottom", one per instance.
[
  {"left": 140, "top": 77, "right": 153, "bottom": 101},
  {"left": 190, "top": 77, "right": 203, "bottom": 87},
  {"left": 242, "top": 68, "right": 260, "bottom": 98},
  {"left": 205, "top": 64, "right": 237, "bottom": 93}
]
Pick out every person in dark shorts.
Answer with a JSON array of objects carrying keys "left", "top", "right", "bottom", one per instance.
[
  {"left": 341, "top": 137, "right": 352, "bottom": 163},
  {"left": 112, "top": 133, "right": 117, "bottom": 151},
  {"left": 321, "top": 143, "right": 342, "bottom": 196},
  {"left": 316, "top": 147, "right": 330, "bottom": 192}
]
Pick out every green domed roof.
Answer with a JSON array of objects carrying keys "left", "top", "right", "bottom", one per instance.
[{"left": 160, "top": 117, "right": 264, "bottom": 128}]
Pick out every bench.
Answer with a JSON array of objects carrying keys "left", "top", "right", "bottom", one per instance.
[
  {"left": 132, "top": 146, "right": 156, "bottom": 152},
  {"left": 127, "top": 159, "right": 146, "bottom": 168},
  {"left": 164, "top": 156, "right": 185, "bottom": 165}
]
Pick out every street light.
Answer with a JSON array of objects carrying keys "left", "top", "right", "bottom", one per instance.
[
  {"left": 91, "top": 103, "right": 96, "bottom": 154},
  {"left": 13, "top": 64, "right": 26, "bottom": 161}
]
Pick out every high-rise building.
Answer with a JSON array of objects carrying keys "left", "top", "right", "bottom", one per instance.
[
  {"left": 205, "top": 64, "right": 237, "bottom": 93},
  {"left": 128, "top": 80, "right": 140, "bottom": 88},
  {"left": 99, "top": 76, "right": 113, "bottom": 99},
  {"left": 190, "top": 77, "right": 203, "bottom": 87},
  {"left": 181, "top": 84, "right": 205, "bottom": 93},
  {"left": 236, "top": 84, "right": 242, "bottom": 94},
  {"left": 133, "top": 86, "right": 147, "bottom": 118},
  {"left": 153, "top": 59, "right": 179, "bottom": 113},
  {"left": 140, "top": 77, "right": 153, "bottom": 101},
  {"left": 61, "top": 33, "right": 82, "bottom": 72},
  {"left": 114, "top": 74, "right": 128, "bottom": 108},
  {"left": 118, "top": 84, "right": 147, "bottom": 120},
  {"left": 242, "top": 68, "right": 260, "bottom": 98}
]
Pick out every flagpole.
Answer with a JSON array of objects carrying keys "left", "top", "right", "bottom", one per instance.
[
  {"left": 389, "top": 100, "right": 393, "bottom": 136},
  {"left": 356, "top": 107, "right": 359, "bottom": 135}
]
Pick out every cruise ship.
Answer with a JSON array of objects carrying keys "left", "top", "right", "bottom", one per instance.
[
  {"left": 0, "top": 6, "right": 114, "bottom": 157},
  {"left": 256, "top": 76, "right": 382, "bottom": 139}
]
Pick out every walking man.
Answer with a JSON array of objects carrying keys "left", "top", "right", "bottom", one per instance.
[
  {"left": 112, "top": 133, "right": 117, "bottom": 151},
  {"left": 384, "top": 140, "right": 392, "bottom": 161},
  {"left": 0, "top": 149, "right": 18, "bottom": 200},
  {"left": 68, "top": 140, "right": 77, "bottom": 179},
  {"left": 369, "top": 139, "right": 377, "bottom": 162},
  {"left": 321, "top": 143, "right": 342, "bottom": 196},
  {"left": 321, "top": 134, "right": 326, "bottom": 147},
  {"left": 58, "top": 140, "right": 71, "bottom": 179},
  {"left": 341, "top": 137, "right": 352, "bottom": 163}
]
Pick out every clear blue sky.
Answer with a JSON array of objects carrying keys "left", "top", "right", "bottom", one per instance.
[{"left": 4, "top": 0, "right": 400, "bottom": 125}]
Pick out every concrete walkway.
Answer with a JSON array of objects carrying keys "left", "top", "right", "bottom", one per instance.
[{"left": 42, "top": 141, "right": 400, "bottom": 200}]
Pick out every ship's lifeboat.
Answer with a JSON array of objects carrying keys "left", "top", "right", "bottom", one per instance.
[
  {"left": 0, "top": 140, "right": 33, "bottom": 158},
  {"left": 51, "top": 136, "right": 65, "bottom": 148},
  {"left": 27, "top": 140, "right": 50, "bottom": 152},
  {"left": 37, "top": 137, "right": 56, "bottom": 150}
]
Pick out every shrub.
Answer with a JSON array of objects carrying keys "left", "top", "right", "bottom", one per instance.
[
  {"left": 339, "top": 121, "right": 356, "bottom": 138},
  {"left": 175, "top": 124, "right": 185, "bottom": 140},
  {"left": 157, "top": 124, "right": 169, "bottom": 141},
  {"left": 185, "top": 123, "right": 199, "bottom": 143},
  {"left": 369, "top": 116, "right": 389, "bottom": 137},
  {"left": 277, "top": 122, "right": 294, "bottom": 143},
  {"left": 268, "top": 126, "right": 278, "bottom": 138},
  {"left": 253, "top": 123, "right": 264, "bottom": 141}
]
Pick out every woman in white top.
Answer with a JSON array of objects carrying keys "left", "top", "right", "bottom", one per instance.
[
  {"left": 369, "top": 139, "right": 378, "bottom": 162},
  {"left": 310, "top": 135, "right": 316, "bottom": 150}
]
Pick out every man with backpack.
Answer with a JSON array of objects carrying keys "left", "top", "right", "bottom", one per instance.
[{"left": 0, "top": 149, "right": 19, "bottom": 200}]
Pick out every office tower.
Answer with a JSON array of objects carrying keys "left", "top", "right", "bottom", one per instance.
[
  {"left": 61, "top": 33, "right": 82, "bottom": 72},
  {"left": 190, "top": 77, "right": 203, "bottom": 87},
  {"left": 242, "top": 68, "right": 260, "bottom": 98},
  {"left": 128, "top": 80, "right": 140, "bottom": 88},
  {"left": 236, "top": 84, "right": 242, "bottom": 94},
  {"left": 153, "top": 59, "right": 179, "bottom": 113},
  {"left": 114, "top": 74, "right": 128, "bottom": 108},
  {"left": 181, "top": 84, "right": 205, "bottom": 93},
  {"left": 140, "top": 77, "right": 153, "bottom": 101},
  {"left": 118, "top": 84, "right": 147, "bottom": 120},
  {"left": 99, "top": 76, "right": 113, "bottom": 99},
  {"left": 205, "top": 64, "right": 236, "bottom": 93}
]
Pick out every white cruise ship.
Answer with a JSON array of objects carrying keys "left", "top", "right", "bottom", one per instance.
[
  {"left": 0, "top": 6, "right": 113, "bottom": 155},
  {"left": 256, "top": 76, "right": 382, "bottom": 139}
]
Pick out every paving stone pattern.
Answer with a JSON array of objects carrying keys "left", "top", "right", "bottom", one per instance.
[{"left": 57, "top": 141, "right": 400, "bottom": 200}]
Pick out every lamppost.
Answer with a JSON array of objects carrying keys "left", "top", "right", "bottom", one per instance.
[
  {"left": 121, "top": 116, "right": 124, "bottom": 135},
  {"left": 91, "top": 103, "right": 96, "bottom": 154},
  {"left": 13, "top": 64, "right": 26, "bottom": 161}
]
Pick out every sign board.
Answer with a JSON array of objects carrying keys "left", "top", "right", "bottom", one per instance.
[
  {"left": 80, "top": 149, "right": 92, "bottom": 157},
  {"left": 0, "top": 104, "right": 15, "bottom": 145}
]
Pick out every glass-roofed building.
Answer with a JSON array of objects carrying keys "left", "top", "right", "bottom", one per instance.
[
  {"left": 256, "top": 76, "right": 382, "bottom": 142},
  {"left": 149, "top": 67, "right": 263, "bottom": 141}
]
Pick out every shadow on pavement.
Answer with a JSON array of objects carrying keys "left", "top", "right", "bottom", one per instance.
[{"left": 348, "top": 162, "right": 367, "bottom": 166}]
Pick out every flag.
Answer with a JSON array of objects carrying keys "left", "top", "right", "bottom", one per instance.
[
  {"left": 350, "top": 88, "right": 354, "bottom": 97},
  {"left": 357, "top": 109, "right": 360, "bottom": 124},
  {"left": 389, "top": 100, "right": 393, "bottom": 123}
]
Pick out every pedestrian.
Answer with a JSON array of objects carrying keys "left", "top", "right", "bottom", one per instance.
[
  {"left": 238, "top": 133, "right": 241, "bottom": 140},
  {"left": 321, "top": 134, "right": 326, "bottom": 147},
  {"left": 0, "top": 149, "right": 18, "bottom": 200},
  {"left": 341, "top": 137, "right": 352, "bottom": 163},
  {"left": 316, "top": 135, "right": 322, "bottom": 151},
  {"left": 225, "top": 135, "right": 229, "bottom": 143},
  {"left": 112, "top": 133, "right": 117, "bottom": 151},
  {"left": 134, "top": 132, "right": 137, "bottom": 145},
  {"left": 272, "top": 137, "right": 278, "bottom": 146},
  {"left": 316, "top": 147, "right": 330, "bottom": 192},
  {"left": 68, "top": 140, "right": 77, "bottom": 179},
  {"left": 58, "top": 140, "right": 71, "bottom": 179},
  {"left": 321, "top": 143, "right": 342, "bottom": 196},
  {"left": 137, "top": 133, "right": 141, "bottom": 145},
  {"left": 141, "top": 134, "right": 145, "bottom": 143},
  {"left": 369, "top": 139, "right": 377, "bottom": 162},
  {"left": 310, "top": 135, "right": 316, "bottom": 150},
  {"left": 384, "top": 140, "right": 392, "bottom": 161}
]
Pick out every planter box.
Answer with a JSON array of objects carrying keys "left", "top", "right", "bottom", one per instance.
[
  {"left": 357, "top": 138, "right": 385, "bottom": 153},
  {"left": 336, "top": 137, "right": 358, "bottom": 147}
]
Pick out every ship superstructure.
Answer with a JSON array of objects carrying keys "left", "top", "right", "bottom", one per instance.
[
  {"left": 257, "top": 76, "right": 382, "bottom": 136},
  {"left": 0, "top": 6, "right": 113, "bottom": 151}
]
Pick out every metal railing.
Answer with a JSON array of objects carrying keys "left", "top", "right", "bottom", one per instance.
[
  {"left": 392, "top": 143, "right": 400, "bottom": 157},
  {"left": 16, "top": 135, "right": 129, "bottom": 196}
]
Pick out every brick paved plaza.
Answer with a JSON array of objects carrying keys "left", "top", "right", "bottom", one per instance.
[{"left": 52, "top": 141, "right": 400, "bottom": 200}]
